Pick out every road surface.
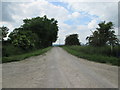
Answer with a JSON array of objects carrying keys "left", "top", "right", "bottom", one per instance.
[{"left": 2, "top": 47, "right": 118, "bottom": 88}]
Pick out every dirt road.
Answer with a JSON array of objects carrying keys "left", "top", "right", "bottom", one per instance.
[{"left": 2, "top": 47, "right": 118, "bottom": 88}]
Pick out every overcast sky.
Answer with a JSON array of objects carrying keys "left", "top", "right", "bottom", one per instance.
[{"left": 0, "top": 0, "right": 119, "bottom": 44}]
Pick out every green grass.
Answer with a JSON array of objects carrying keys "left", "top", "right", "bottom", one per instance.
[
  {"left": 2, "top": 44, "right": 38, "bottom": 57},
  {"left": 2, "top": 47, "right": 52, "bottom": 63},
  {"left": 62, "top": 46, "right": 119, "bottom": 66}
]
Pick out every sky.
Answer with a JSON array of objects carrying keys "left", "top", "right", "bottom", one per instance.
[{"left": 0, "top": 0, "right": 119, "bottom": 45}]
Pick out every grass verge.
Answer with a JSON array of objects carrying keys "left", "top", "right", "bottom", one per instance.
[
  {"left": 2, "top": 47, "right": 52, "bottom": 63},
  {"left": 62, "top": 46, "right": 119, "bottom": 66}
]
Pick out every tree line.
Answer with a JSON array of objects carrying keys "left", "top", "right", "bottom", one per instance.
[
  {"left": 65, "top": 21, "right": 119, "bottom": 47},
  {"left": 1, "top": 15, "right": 58, "bottom": 57},
  {"left": 1, "top": 17, "right": 119, "bottom": 57}
]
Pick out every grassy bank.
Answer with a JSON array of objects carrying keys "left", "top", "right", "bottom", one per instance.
[
  {"left": 2, "top": 47, "right": 52, "bottom": 63},
  {"left": 62, "top": 46, "right": 119, "bottom": 66}
]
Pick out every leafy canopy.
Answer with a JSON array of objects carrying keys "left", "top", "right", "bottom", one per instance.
[
  {"left": 86, "top": 21, "right": 118, "bottom": 46},
  {"left": 0, "top": 26, "right": 9, "bottom": 40},
  {"left": 65, "top": 34, "right": 80, "bottom": 45},
  {"left": 8, "top": 15, "right": 59, "bottom": 49}
]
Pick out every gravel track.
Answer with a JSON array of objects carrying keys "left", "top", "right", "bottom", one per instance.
[{"left": 2, "top": 47, "right": 118, "bottom": 88}]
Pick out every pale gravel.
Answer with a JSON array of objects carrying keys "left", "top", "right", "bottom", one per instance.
[{"left": 2, "top": 47, "right": 118, "bottom": 88}]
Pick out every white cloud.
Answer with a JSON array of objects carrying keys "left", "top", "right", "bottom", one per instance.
[
  {"left": 67, "top": 2, "right": 118, "bottom": 27},
  {"left": 15, "top": 0, "right": 69, "bottom": 22},
  {"left": 2, "top": 0, "right": 71, "bottom": 31},
  {"left": 1, "top": 0, "right": 70, "bottom": 37},
  {"left": 61, "top": 0, "right": 119, "bottom": 2},
  {"left": 0, "top": 21, "right": 14, "bottom": 32},
  {"left": 1, "top": 1, "right": 118, "bottom": 45},
  {"left": 54, "top": 22, "right": 72, "bottom": 44},
  {"left": 54, "top": 23, "right": 92, "bottom": 44},
  {"left": 69, "top": 12, "right": 81, "bottom": 19},
  {"left": 88, "top": 19, "right": 98, "bottom": 29}
]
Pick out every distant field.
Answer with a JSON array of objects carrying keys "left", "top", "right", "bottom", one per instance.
[
  {"left": 62, "top": 46, "right": 120, "bottom": 66},
  {"left": 2, "top": 47, "right": 52, "bottom": 63}
]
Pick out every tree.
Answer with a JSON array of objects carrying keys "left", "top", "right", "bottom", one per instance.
[
  {"left": 10, "top": 30, "right": 39, "bottom": 50},
  {"left": 65, "top": 34, "right": 80, "bottom": 45},
  {"left": 86, "top": 21, "right": 118, "bottom": 46},
  {"left": 8, "top": 15, "right": 58, "bottom": 49},
  {"left": 21, "top": 15, "right": 58, "bottom": 48},
  {"left": 0, "top": 26, "right": 9, "bottom": 41},
  {"left": 0, "top": 29, "right": 2, "bottom": 41}
]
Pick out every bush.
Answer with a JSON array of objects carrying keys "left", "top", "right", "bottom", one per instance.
[
  {"left": 2, "top": 43, "right": 37, "bottom": 57},
  {"left": 2, "top": 44, "right": 24, "bottom": 57},
  {"left": 2, "top": 47, "right": 51, "bottom": 63}
]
